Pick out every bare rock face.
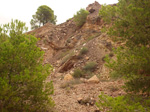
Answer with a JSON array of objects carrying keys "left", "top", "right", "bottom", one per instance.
[
  {"left": 86, "top": 1, "right": 102, "bottom": 25},
  {"left": 89, "top": 8, "right": 95, "bottom": 13},
  {"left": 59, "top": 56, "right": 78, "bottom": 73},
  {"left": 87, "top": 75, "right": 99, "bottom": 83}
]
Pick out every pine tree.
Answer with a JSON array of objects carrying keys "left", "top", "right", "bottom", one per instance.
[
  {"left": 0, "top": 20, "right": 54, "bottom": 112},
  {"left": 30, "top": 5, "right": 57, "bottom": 30},
  {"left": 100, "top": 0, "right": 150, "bottom": 94}
]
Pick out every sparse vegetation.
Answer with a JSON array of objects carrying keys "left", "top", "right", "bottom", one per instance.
[
  {"left": 61, "top": 55, "right": 70, "bottom": 65},
  {"left": 61, "top": 51, "right": 75, "bottom": 65},
  {"left": 73, "top": 68, "right": 84, "bottom": 78},
  {"left": 59, "top": 50, "right": 70, "bottom": 59},
  {"left": 74, "top": 8, "right": 89, "bottom": 27},
  {"left": 83, "top": 61, "right": 97, "bottom": 72},
  {"left": 87, "top": 35, "right": 96, "bottom": 41},
  {"left": 79, "top": 47, "right": 88, "bottom": 55},
  {"left": 87, "top": 33, "right": 100, "bottom": 41},
  {"left": 60, "top": 82, "right": 71, "bottom": 89},
  {"left": 43, "top": 38, "right": 48, "bottom": 44},
  {"left": 67, "top": 38, "right": 71, "bottom": 43},
  {"left": 72, "top": 61, "right": 97, "bottom": 79},
  {"left": 60, "top": 79, "right": 81, "bottom": 89},
  {"left": 84, "top": 71, "right": 95, "bottom": 79}
]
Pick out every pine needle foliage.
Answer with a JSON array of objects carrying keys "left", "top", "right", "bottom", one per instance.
[
  {"left": 100, "top": 0, "right": 150, "bottom": 94},
  {"left": 0, "top": 20, "right": 54, "bottom": 112},
  {"left": 74, "top": 8, "right": 89, "bottom": 27}
]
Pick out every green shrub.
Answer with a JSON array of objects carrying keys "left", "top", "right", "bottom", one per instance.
[
  {"left": 74, "top": 8, "right": 89, "bottom": 27},
  {"left": 0, "top": 20, "right": 54, "bottom": 112},
  {"left": 99, "top": 0, "right": 150, "bottom": 94},
  {"left": 79, "top": 47, "right": 88, "bottom": 55},
  {"left": 73, "top": 68, "right": 84, "bottom": 78},
  {"left": 83, "top": 61, "right": 97, "bottom": 72},
  {"left": 96, "top": 93, "right": 150, "bottom": 112}
]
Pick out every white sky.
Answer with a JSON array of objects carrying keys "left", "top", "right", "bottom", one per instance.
[{"left": 0, "top": 0, "right": 118, "bottom": 30}]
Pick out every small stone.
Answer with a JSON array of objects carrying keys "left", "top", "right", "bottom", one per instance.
[
  {"left": 64, "top": 74, "right": 74, "bottom": 81},
  {"left": 77, "top": 97, "right": 83, "bottom": 104},
  {"left": 87, "top": 75, "right": 99, "bottom": 83},
  {"left": 85, "top": 57, "right": 89, "bottom": 60}
]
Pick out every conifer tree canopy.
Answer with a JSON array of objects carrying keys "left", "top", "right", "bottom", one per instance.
[
  {"left": 100, "top": 0, "right": 150, "bottom": 94},
  {"left": 30, "top": 5, "right": 57, "bottom": 29},
  {"left": 0, "top": 20, "right": 54, "bottom": 111},
  {"left": 96, "top": 1, "right": 150, "bottom": 111}
]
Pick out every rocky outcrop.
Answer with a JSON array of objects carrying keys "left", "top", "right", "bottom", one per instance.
[
  {"left": 27, "top": 23, "right": 56, "bottom": 38},
  {"left": 27, "top": 1, "right": 114, "bottom": 74},
  {"left": 59, "top": 56, "right": 78, "bottom": 73},
  {"left": 86, "top": 1, "right": 102, "bottom": 25}
]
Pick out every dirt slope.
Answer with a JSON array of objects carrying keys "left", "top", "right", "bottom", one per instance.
[{"left": 28, "top": 1, "right": 124, "bottom": 112}]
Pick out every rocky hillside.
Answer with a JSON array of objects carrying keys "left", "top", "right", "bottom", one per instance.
[{"left": 28, "top": 1, "right": 124, "bottom": 112}]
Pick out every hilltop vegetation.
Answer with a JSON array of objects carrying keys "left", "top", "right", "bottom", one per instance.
[
  {"left": 74, "top": 8, "right": 89, "bottom": 27},
  {"left": 30, "top": 5, "right": 57, "bottom": 30}
]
